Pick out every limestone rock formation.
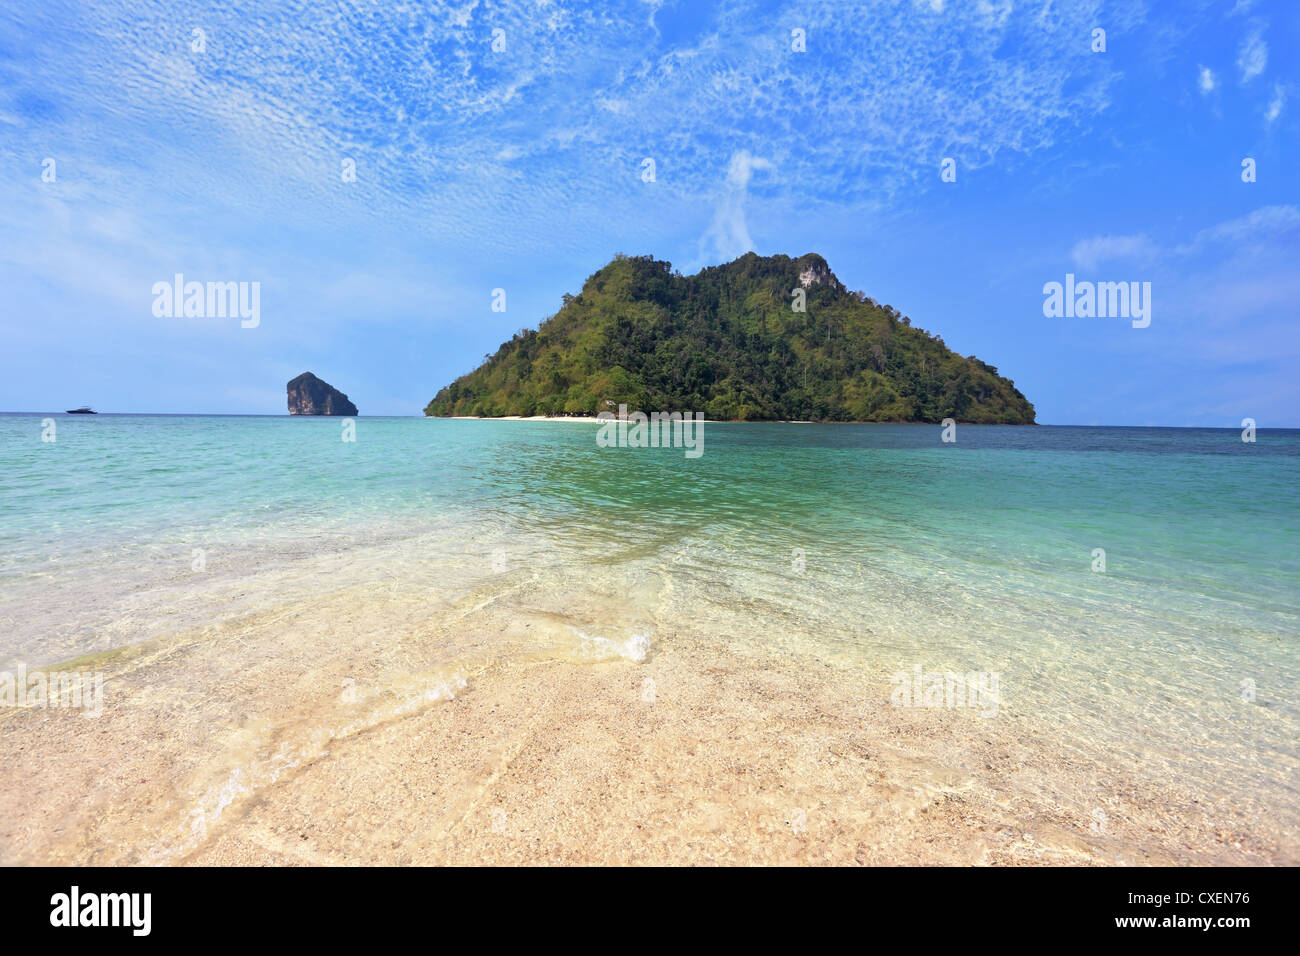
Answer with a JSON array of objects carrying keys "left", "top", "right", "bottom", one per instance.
[{"left": 287, "top": 372, "right": 358, "bottom": 416}]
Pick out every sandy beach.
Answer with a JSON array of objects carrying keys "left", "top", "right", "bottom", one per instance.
[
  {"left": 450, "top": 415, "right": 606, "bottom": 422},
  {"left": 0, "top": 547, "right": 1285, "bottom": 866}
]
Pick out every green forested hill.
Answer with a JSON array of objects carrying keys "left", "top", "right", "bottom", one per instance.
[{"left": 424, "top": 252, "right": 1036, "bottom": 423}]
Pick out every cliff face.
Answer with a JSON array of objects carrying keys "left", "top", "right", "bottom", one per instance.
[
  {"left": 424, "top": 252, "right": 1036, "bottom": 424},
  {"left": 287, "top": 372, "right": 358, "bottom": 416}
]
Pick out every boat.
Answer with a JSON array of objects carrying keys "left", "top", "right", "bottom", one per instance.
[{"left": 65, "top": 406, "right": 97, "bottom": 414}]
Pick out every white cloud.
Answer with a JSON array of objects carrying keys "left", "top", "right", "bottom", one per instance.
[
  {"left": 1198, "top": 66, "right": 1216, "bottom": 94},
  {"left": 975, "top": 0, "right": 1012, "bottom": 28},
  {"left": 1237, "top": 26, "right": 1267, "bottom": 82},
  {"left": 0, "top": 0, "right": 1133, "bottom": 282},
  {"left": 1070, "top": 235, "right": 1156, "bottom": 271},
  {"left": 1166, "top": 204, "right": 1300, "bottom": 256},
  {"left": 705, "top": 150, "right": 774, "bottom": 262},
  {"left": 724, "top": 149, "right": 773, "bottom": 191},
  {"left": 1192, "top": 205, "right": 1300, "bottom": 246},
  {"left": 1265, "top": 84, "right": 1286, "bottom": 124}
]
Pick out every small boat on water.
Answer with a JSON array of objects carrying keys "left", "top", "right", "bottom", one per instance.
[{"left": 65, "top": 406, "right": 97, "bottom": 414}]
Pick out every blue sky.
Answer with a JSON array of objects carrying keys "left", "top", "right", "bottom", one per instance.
[{"left": 1, "top": 0, "right": 1296, "bottom": 424}]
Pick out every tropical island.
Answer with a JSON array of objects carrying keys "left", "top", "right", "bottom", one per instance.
[{"left": 424, "top": 253, "right": 1035, "bottom": 424}]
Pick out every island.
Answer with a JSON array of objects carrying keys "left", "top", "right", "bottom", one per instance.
[
  {"left": 424, "top": 252, "right": 1035, "bottom": 423},
  {"left": 287, "top": 372, "right": 358, "bottom": 416}
]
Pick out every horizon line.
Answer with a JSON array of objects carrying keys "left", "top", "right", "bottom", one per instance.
[{"left": 2, "top": 412, "right": 1295, "bottom": 429}]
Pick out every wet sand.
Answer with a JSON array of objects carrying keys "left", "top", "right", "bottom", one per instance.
[{"left": 0, "top": 566, "right": 1286, "bottom": 866}]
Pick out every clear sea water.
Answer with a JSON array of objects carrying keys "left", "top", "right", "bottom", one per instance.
[{"left": 2, "top": 414, "right": 1297, "bottom": 829}]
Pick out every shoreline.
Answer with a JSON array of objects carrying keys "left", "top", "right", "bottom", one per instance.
[
  {"left": 2, "top": 606, "right": 1284, "bottom": 866},
  {"left": 1, "top": 532, "right": 1291, "bottom": 866},
  {"left": 439, "top": 415, "right": 1036, "bottom": 425}
]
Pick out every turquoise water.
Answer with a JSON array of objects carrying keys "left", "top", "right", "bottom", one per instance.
[{"left": 2, "top": 414, "right": 1297, "bottom": 823}]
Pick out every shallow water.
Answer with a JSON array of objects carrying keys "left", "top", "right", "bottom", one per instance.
[{"left": 1, "top": 414, "right": 1297, "bottom": 848}]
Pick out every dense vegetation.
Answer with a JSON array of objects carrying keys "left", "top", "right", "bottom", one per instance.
[{"left": 424, "top": 253, "right": 1035, "bottom": 423}]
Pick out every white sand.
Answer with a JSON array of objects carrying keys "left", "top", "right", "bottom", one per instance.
[{"left": 0, "top": 551, "right": 1288, "bottom": 866}]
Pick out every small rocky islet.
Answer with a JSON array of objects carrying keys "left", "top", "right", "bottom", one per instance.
[{"left": 287, "top": 372, "right": 357, "bottom": 416}]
